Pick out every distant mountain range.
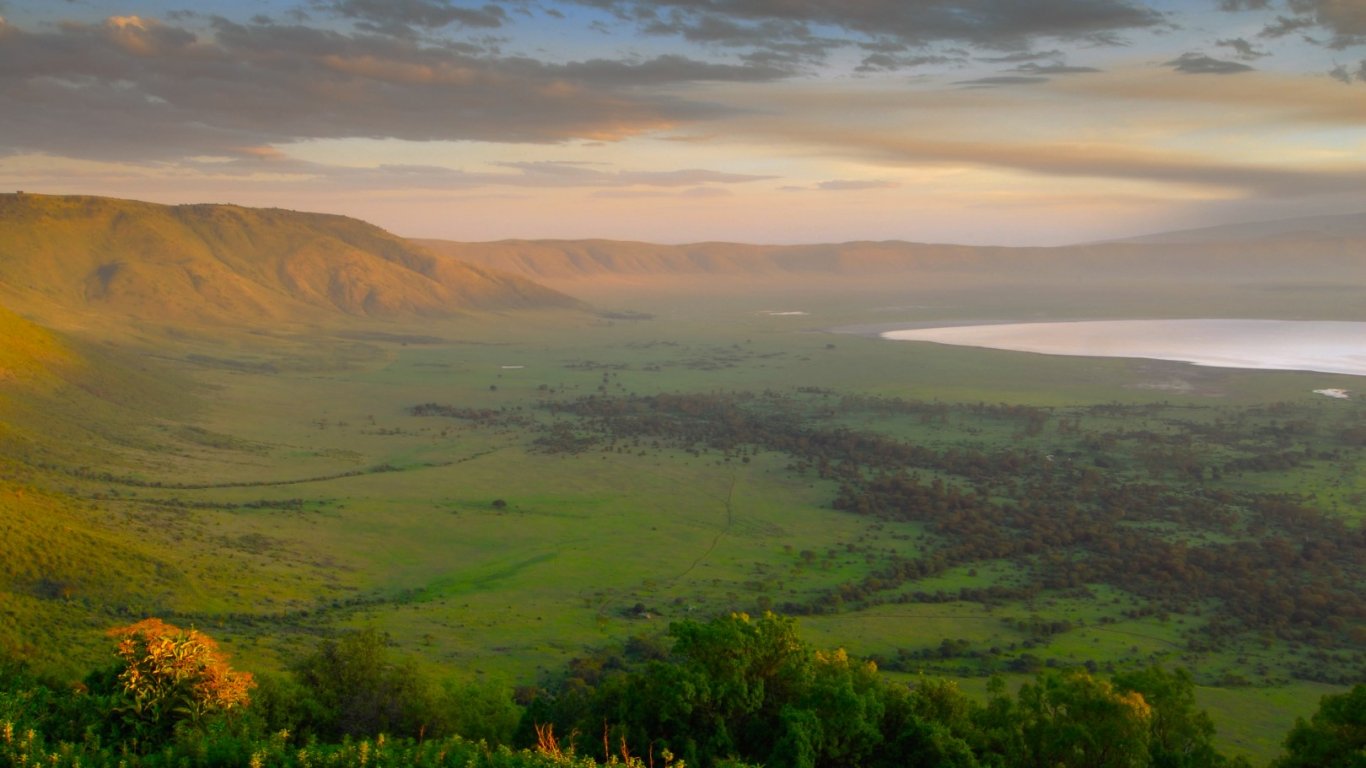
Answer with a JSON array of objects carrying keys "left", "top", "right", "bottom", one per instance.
[
  {"left": 0, "top": 193, "right": 581, "bottom": 333},
  {"left": 415, "top": 212, "right": 1366, "bottom": 287},
  {"left": 1104, "top": 211, "right": 1366, "bottom": 244}
]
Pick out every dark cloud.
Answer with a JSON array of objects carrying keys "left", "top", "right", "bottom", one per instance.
[
  {"left": 1328, "top": 58, "right": 1366, "bottom": 83},
  {"left": 1216, "top": 37, "right": 1268, "bottom": 59},
  {"left": 636, "top": 12, "right": 842, "bottom": 70},
  {"left": 978, "top": 49, "right": 1066, "bottom": 63},
  {"left": 559, "top": 53, "right": 789, "bottom": 84},
  {"left": 1222, "top": 1, "right": 1366, "bottom": 48},
  {"left": 855, "top": 52, "right": 960, "bottom": 73},
  {"left": 1288, "top": 0, "right": 1366, "bottom": 43},
  {"left": 0, "top": 15, "right": 774, "bottom": 162},
  {"left": 947, "top": 58, "right": 1099, "bottom": 84},
  {"left": 315, "top": 0, "right": 510, "bottom": 32},
  {"left": 1259, "top": 14, "right": 1317, "bottom": 38},
  {"left": 1165, "top": 52, "right": 1255, "bottom": 74},
  {"left": 574, "top": 0, "right": 1163, "bottom": 47},
  {"left": 569, "top": 0, "right": 1161, "bottom": 73}
]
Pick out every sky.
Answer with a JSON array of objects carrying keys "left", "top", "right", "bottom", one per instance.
[{"left": 1, "top": 0, "right": 1364, "bottom": 245}]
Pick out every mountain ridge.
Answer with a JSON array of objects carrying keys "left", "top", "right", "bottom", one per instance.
[
  {"left": 0, "top": 193, "right": 584, "bottom": 333},
  {"left": 414, "top": 225, "right": 1366, "bottom": 286}
]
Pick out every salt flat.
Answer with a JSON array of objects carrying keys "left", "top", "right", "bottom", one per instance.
[{"left": 883, "top": 319, "right": 1366, "bottom": 377}]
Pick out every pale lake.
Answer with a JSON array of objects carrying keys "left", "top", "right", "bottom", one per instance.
[{"left": 881, "top": 319, "right": 1366, "bottom": 377}]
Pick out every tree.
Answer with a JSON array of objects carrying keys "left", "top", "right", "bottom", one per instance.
[
  {"left": 1015, "top": 669, "right": 1152, "bottom": 768},
  {"left": 1273, "top": 684, "right": 1366, "bottom": 768},
  {"left": 106, "top": 618, "right": 253, "bottom": 744},
  {"left": 293, "top": 628, "right": 441, "bottom": 739},
  {"left": 1113, "top": 666, "right": 1232, "bottom": 768}
]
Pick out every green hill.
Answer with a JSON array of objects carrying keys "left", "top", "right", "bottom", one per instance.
[
  {"left": 0, "top": 303, "right": 207, "bottom": 674},
  {"left": 0, "top": 194, "right": 583, "bottom": 334}
]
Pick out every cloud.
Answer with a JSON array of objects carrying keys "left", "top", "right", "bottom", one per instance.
[
  {"left": 559, "top": 53, "right": 789, "bottom": 83},
  {"left": 1215, "top": 37, "right": 1269, "bottom": 59},
  {"left": 492, "top": 161, "right": 775, "bottom": 186},
  {"left": 749, "top": 115, "right": 1366, "bottom": 200},
  {"left": 955, "top": 75, "right": 1051, "bottom": 87},
  {"left": 1012, "top": 62, "right": 1101, "bottom": 74},
  {"left": 1222, "top": 0, "right": 1366, "bottom": 48},
  {"left": 34, "top": 149, "right": 774, "bottom": 194},
  {"left": 855, "top": 52, "right": 961, "bottom": 73},
  {"left": 314, "top": 0, "right": 510, "bottom": 34},
  {"left": 1165, "top": 52, "right": 1255, "bottom": 74},
  {"left": 1259, "top": 14, "right": 1318, "bottom": 39},
  {"left": 815, "top": 179, "right": 899, "bottom": 191},
  {"left": 569, "top": 0, "right": 1163, "bottom": 72},
  {"left": 978, "top": 49, "right": 1066, "bottom": 63},
  {"left": 1329, "top": 58, "right": 1366, "bottom": 82},
  {"left": 592, "top": 186, "right": 734, "bottom": 198},
  {"left": 0, "top": 15, "right": 775, "bottom": 162},
  {"left": 1286, "top": 0, "right": 1366, "bottom": 45},
  {"left": 577, "top": 0, "right": 1163, "bottom": 47}
]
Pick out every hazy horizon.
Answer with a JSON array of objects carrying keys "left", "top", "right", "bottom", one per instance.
[{"left": 2, "top": 1, "right": 1365, "bottom": 247}]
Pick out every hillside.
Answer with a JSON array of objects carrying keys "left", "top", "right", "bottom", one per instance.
[
  {"left": 0, "top": 194, "right": 583, "bottom": 333},
  {"left": 0, "top": 301, "right": 73, "bottom": 389},
  {"left": 0, "top": 302, "right": 207, "bottom": 672}
]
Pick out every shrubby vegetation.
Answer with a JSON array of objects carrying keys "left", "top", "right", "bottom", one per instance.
[
  {"left": 2, "top": 614, "right": 1360, "bottom": 767},
  {"left": 476, "top": 390, "right": 1365, "bottom": 678}
]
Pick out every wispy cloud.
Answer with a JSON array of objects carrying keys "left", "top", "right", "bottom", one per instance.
[{"left": 1165, "top": 52, "right": 1256, "bottom": 74}]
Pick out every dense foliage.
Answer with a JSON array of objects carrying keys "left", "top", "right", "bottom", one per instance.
[
  {"left": 525, "top": 612, "right": 1252, "bottom": 768},
  {"left": 2, "top": 614, "right": 1363, "bottom": 767}
]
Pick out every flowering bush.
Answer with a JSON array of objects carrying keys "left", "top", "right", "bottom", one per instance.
[{"left": 108, "top": 618, "right": 254, "bottom": 742}]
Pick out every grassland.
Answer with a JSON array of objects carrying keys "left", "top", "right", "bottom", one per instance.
[{"left": 2, "top": 269, "right": 1364, "bottom": 763}]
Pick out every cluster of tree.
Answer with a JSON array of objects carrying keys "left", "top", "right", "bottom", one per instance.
[
  {"left": 503, "top": 391, "right": 1365, "bottom": 661},
  {"left": 411, "top": 402, "right": 532, "bottom": 428},
  {"left": 524, "top": 612, "right": 1366, "bottom": 768},
  {"left": 3, "top": 615, "right": 1363, "bottom": 767}
]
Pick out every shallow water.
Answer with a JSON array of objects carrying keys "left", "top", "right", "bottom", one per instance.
[{"left": 882, "top": 319, "right": 1366, "bottom": 377}]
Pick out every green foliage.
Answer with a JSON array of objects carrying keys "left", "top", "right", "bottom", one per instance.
[
  {"left": 527, "top": 612, "right": 1253, "bottom": 768},
  {"left": 441, "top": 678, "right": 523, "bottom": 746},
  {"left": 1012, "top": 669, "right": 1152, "bottom": 768},
  {"left": 1113, "top": 666, "right": 1241, "bottom": 768},
  {"left": 1272, "top": 684, "right": 1366, "bottom": 768},
  {"left": 292, "top": 628, "right": 444, "bottom": 740}
]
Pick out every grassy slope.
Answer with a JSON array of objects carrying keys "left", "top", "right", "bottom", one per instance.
[
  {"left": 0, "top": 304, "right": 215, "bottom": 675},
  {"left": 0, "top": 194, "right": 582, "bottom": 336}
]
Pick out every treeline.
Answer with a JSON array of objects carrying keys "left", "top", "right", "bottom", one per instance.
[{"left": 3, "top": 615, "right": 1363, "bottom": 767}]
